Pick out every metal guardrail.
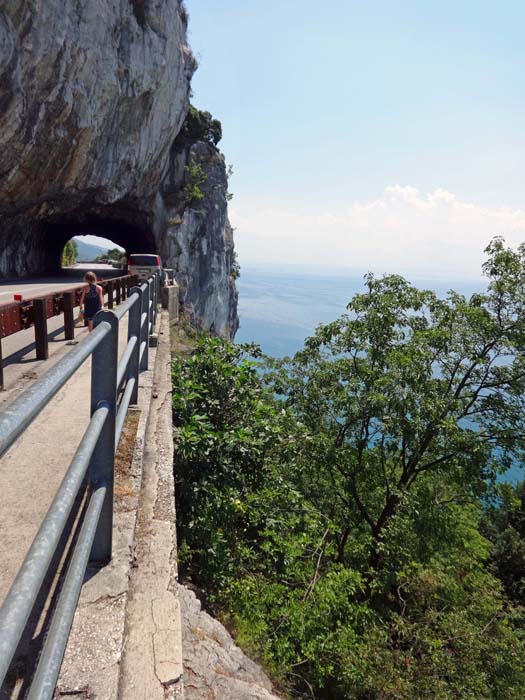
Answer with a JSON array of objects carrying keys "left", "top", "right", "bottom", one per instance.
[
  {"left": 0, "top": 273, "right": 139, "bottom": 389},
  {"left": 163, "top": 268, "right": 176, "bottom": 286},
  {"left": 0, "top": 270, "right": 162, "bottom": 697}
]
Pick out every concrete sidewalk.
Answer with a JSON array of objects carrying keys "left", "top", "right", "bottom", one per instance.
[
  {"left": 55, "top": 311, "right": 183, "bottom": 700},
  {"left": 0, "top": 301, "right": 185, "bottom": 700},
  {"left": 0, "top": 315, "right": 130, "bottom": 611}
]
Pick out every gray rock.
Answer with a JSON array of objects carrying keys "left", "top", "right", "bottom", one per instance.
[
  {"left": 0, "top": 1, "right": 194, "bottom": 268},
  {"left": 0, "top": 1, "right": 238, "bottom": 337},
  {"left": 161, "top": 140, "right": 239, "bottom": 338},
  {"left": 178, "top": 584, "right": 283, "bottom": 700}
]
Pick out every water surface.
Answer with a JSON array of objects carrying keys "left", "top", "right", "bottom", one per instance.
[{"left": 235, "top": 264, "right": 522, "bottom": 484}]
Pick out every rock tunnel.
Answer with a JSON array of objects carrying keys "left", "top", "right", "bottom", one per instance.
[
  {"left": 0, "top": 1, "right": 238, "bottom": 336},
  {"left": 0, "top": 210, "right": 158, "bottom": 279},
  {"left": 48, "top": 216, "right": 158, "bottom": 272}
]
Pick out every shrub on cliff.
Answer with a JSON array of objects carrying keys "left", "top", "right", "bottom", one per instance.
[
  {"left": 183, "top": 158, "right": 207, "bottom": 204},
  {"left": 179, "top": 105, "right": 222, "bottom": 146},
  {"left": 172, "top": 338, "right": 297, "bottom": 593}
]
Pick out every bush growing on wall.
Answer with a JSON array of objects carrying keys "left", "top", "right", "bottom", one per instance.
[{"left": 183, "top": 158, "right": 207, "bottom": 204}]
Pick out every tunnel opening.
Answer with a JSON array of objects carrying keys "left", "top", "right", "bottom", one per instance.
[
  {"left": 43, "top": 215, "right": 158, "bottom": 278},
  {"left": 61, "top": 235, "right": 126, "bottom": 271}
]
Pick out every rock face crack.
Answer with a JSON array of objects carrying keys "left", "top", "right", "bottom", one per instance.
[
  {"left": 55, "top": 686, "right": 92, "bottom": 698},
  {"left": 81, "top": 591, "right": 126, "bottom": 608}
]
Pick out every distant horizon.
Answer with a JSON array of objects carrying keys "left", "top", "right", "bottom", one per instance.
[
  {"left": 237, "top": 258, "right": 486, "bottom": 284},
  {"left": 235, "top": 261, "right": 487, "bottom": 359},
  {"left": 72, "top": 230, "right": 488, "bottom": 284}
]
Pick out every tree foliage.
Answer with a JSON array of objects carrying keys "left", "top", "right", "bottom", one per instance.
[
  {"left": 483, "top": 481, "right": 525, "bottom": 604},
  {"left": 270, "top": 237, "right": 525, "bottom": 578},
  {"left": 95, "top": 247, "right": 125, "bottom": 264},
  {"left": 173, "top": 239, "right": 525, "bottom": 699},
  {"left": 179, "top": 105, "right": 222, "bottom": 146},
  {"left": 183, "top": 157, "right": 207, "bottom": 204},
  {"left": 61, "top": 239, "right": 77, "bottom": 267}
]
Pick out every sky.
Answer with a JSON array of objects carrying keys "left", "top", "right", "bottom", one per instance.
[
  {"left": 185, "top": 0, "right": 525, "bottom": 279},
  {"left": 76, "top": 235, "right": 123, "bottom": 250}
]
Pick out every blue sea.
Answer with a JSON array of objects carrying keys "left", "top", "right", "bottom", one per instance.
[
  {"left": 235, "top": 264, "right": 522, "bottom": 484},
  {"left": 235, "top": 264, "right": 483, "bottom": 357}
]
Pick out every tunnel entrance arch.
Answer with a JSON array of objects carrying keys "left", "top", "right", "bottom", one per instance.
[{"left": 43, "top": 216, "right": 158, "bottom": 276}]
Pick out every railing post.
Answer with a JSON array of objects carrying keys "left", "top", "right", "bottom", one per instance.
[
  {"left": 115, "top": 279, "right": 121, "bottom": 306},
  {"left": 156, "top": 271, "right": 160, "bottom": 321},
  {"left": 0, "top": 339, "right": 4, "bottom": 391},
  {"left": 128, "top": 287, "right": 142, "bottom": 404},
  {"left": 107, "top": 281, "right": 114, "bottom": 310},
  {"left": 63, "top": 292, "right": 75, "bottom": 341},
  {"left": 140, "top": 281, "right": 149, "bottom": 371},
  {"left": 89, "top": 311, "right": 118, "bottom": 564},
  {"left": 157, "top": 270, "right": 161, "bottom": 318},
  {"left": 148, "top": 278, "right": 154, "bottom": 335},
  {"left": 152, "top": 274, "right": 157, "bottom": 327},
  {"left": 34, "top": 299, "right": 49, "bottom": 360}
]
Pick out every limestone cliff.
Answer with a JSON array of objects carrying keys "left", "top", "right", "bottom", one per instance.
[
  {"left": 0, "top": 1, "right": 238, "bottom": 338},
  {"left": 160, "top": 114, "right": 239, "bottom": 338}
]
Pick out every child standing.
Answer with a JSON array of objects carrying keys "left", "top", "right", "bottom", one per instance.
[{"left": 78, "top": 271, "right": 104, "bottom": 332}]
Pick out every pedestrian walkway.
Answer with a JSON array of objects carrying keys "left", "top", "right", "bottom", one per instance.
[{"left": 0, "top": 313, "right": 131, "bottom": 610}]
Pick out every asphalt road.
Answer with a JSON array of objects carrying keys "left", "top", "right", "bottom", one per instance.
[
  {"left": 0, "top": 263, "right": 123, "bottom": 303},
  {"left": 0, "top": 264, "right": 125, "bottom": 390}
]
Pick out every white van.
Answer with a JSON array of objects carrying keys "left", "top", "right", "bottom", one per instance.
[{"left": 127, "top": 254, "right": 162, "bottom": 280}]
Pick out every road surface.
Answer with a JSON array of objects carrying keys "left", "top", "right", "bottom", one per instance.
[{"left": 0, "top": 264, "right": 123, "bottom": 304}]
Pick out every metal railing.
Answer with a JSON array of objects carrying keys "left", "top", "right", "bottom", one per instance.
[
  {"left": 0, "top": 270, "right": 162, "bottom": 698},
  {"left": 0, "top": 273, "right": 138, "bottom": 389},
  {"left": 163, "top": 268, "right": 176, "bottom": 286}
]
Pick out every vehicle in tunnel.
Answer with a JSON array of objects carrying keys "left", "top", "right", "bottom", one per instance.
[{"left": 127, "top": 254, "right": 162, "bottom": 280}]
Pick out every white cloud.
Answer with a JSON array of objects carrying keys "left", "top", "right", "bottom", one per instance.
[{"left": 230, "top": 187, "right": 525, "bottom": 279}]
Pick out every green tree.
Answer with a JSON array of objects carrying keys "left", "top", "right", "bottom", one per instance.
[
  {"left": 483, "top": 481, "right": 525, "bottom": 603},
  {"left": 106, "top": 247, "right": 123, "bottom": 261},
  {"left": 179, "top": 105, "right": 222, "bottom": 146},
  {"left": 172, "top": 338, "right": 294, "bottom": 594},
  {"left": 271, "top": 237, "right": 525, "bottom": 581},
  {"left": 61, "top": 239, "right": 78, "bottom": 267},
  {"left": 172, "top": 239, "right": 525, "bottom": 699}
]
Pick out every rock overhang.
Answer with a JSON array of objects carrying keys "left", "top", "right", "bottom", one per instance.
[
  {"left": 0, "top": 1, "right": 238, "bottom": 338},
  {"left": 0, "top": 0, "right": 193, "bottom": 276}
]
